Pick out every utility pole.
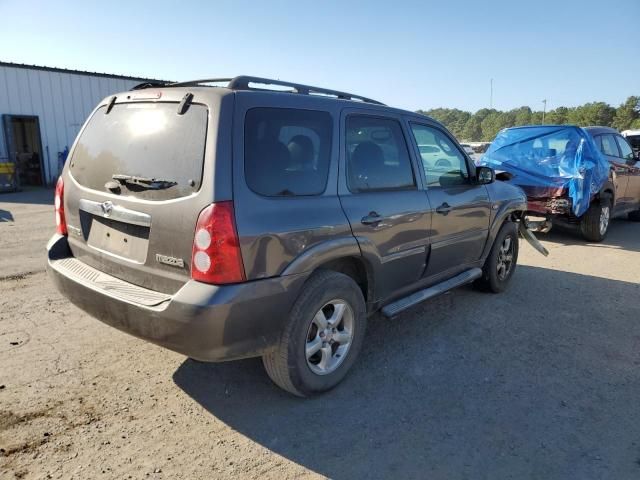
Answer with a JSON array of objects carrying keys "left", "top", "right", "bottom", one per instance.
[
  {"left": 490, "top": 78, "right": 493, "bottom": 109},
  {"left": 542, "top": 99, "right": 547, "bottom": 123}
]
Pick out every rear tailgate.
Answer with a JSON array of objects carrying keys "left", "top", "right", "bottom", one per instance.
[{"left": 63, "top": 90, "right": 226, "bottom": 294}]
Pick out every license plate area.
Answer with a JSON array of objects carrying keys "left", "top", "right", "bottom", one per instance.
[{"left": 83, "top": 213, "right": 150, "bottom": 263}]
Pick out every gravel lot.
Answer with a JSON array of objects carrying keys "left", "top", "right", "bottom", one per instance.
[{"left": 1, "top": 188, "right": 639, "bottom": 480}]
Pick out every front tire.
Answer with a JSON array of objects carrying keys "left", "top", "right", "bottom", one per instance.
[
  {"left": 580, "top": 198, "right": 611, "bottom": 242},
  {"left": 262, "top": 270, "right": 367, "bottom": 397},
  {"left": 475, "top": 221, "right": 519, "bottom": 293}
]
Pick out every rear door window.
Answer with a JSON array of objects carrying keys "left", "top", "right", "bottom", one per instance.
[
  {"left": 601, "top": 134, "right": 621, "bottom": 157},
  {"left": 244, "top": 108, "right": 332, "bottom": 196},
  {"left": 346, "top": 116, "right": 416, "bottom": 192},
  {"left": 70, "top": 102, "right": 208, "bottom": 200}
]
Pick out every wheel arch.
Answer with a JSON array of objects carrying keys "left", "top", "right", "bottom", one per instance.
[
  {"left": 313, "top": 256, "right": 373, "bottom": 306},
  {"left": 281, "top": 237, "right": 374, "bottom": 306},
  {"left": 597, "top": 181, "right": 615, "bottom": 205},
  {"left": 481, "top": 199, "right": 524, "bottom": 260}
]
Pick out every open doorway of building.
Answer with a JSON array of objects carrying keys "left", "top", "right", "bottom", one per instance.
[{"left": 2, "top": 115, "right": 45, "bottom": 188}]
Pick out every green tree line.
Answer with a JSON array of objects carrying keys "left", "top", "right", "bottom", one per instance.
[{"left": 416, "top": 96, "right": 640, "bottom": 142}]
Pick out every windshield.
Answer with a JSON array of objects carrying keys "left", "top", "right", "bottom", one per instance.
[{"left": 70, "top": 102, "right": 208, "bottom": 200}]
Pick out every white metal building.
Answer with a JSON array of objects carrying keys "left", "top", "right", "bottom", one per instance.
[{"left": 0, "top": 61, "right": 164, "bottom": 188}]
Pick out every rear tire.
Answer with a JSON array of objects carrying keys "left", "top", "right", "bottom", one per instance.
[
  {"left": 474, "top": 221, "right": 519, "bottom": 293},
  {"left": 580, "top": 197, "right": 611, "bottom": 242},
  {"left": 262, "top": 270, "right": 367, "bottom": 397}
]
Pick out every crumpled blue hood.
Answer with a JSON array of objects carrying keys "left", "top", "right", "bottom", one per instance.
[{"left": 478, "top": 126, "right": 609, "bottom": 217}]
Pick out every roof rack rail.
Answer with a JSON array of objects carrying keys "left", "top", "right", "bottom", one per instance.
[{"left": 165, "top": 76, "right": 385, "bottom": 105}]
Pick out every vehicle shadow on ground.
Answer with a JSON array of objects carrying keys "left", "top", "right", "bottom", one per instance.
[
  {"left": 174, "top": 266, "right": 640, "bottom": 479},
  {"left": 538, "top": 218, "right": 640, "bottom": 252},
  {"left": 0, "top": 187, "right": 53, "bottom": 206}
]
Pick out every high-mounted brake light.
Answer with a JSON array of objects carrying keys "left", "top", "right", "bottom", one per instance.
[
  {"left": 54, "top": 177, "right": 67, "bottom": 236},
  {"left": 191, "top": 202, "right": 245, "bottom": 284}
]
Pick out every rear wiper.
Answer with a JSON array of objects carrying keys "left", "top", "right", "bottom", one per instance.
[{"left": 112, "top": 174, "right": 177, "bottom": 190}]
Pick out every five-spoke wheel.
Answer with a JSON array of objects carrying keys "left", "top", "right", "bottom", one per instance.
[
  {"left": 475, "top": 221, "right": 519, "bottom": 293},
  {"left": 305, "top": 300, "right": 354, "bottom": 375},
  {"left": 581, "top": 198, "right": 612, "bottom": 242},
  {"left": 599, "top": 204, "right": 610, "bottom": 237},
  {"left": 263, "top": 270, "right": 367, "bottom": 397},
  {"left": 496, "top": 236, "right": 515, "bottom": 281}
]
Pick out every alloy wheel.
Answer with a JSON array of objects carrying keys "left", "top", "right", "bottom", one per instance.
[
  {"left": 305, "top": 300, "right": 354, "bottom": 375},
  {"left": 599, "top": 205, "right": 610, "bottom": 236},
  {"left": 496, "top": 235, "right": 515, "bottom": 281}
]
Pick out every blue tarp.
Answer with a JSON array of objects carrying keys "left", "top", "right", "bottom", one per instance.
[{"left": 478, "top": 126, "right": 609, "bottom": 217}]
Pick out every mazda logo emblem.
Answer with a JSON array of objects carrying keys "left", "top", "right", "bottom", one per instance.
[{"left": 101, "top": 201, "right": 113, "bottom": 216}]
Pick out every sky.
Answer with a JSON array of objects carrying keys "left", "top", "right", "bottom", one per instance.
[{"left": 1, "top": 0, "right": 638, "bottom": 113}]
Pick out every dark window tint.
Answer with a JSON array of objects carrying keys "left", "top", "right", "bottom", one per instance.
[
  {"left": 593, "top": 134, "right": 603, "bottom": 151},
  {"left": 244, "top": 108, "right": 332, "bottom": 196},
  {"left": 601, "top": 134, "right": 620, "bottom": 157},
  {"left": 410, "top": 123, "right": 469, "bottom": 187},
  {"left": 346, "top": 116, "right": 415, "bottom": 192},
  {"left": 615, "top": 135, "right": 634, "bottom": 160},
  {"left": 70, "top": 103, "right": 207, "bottom": 200}
]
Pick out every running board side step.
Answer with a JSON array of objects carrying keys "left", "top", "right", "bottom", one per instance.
[{"left": 381, "top": 268, "right": 483, "bottom": 318}]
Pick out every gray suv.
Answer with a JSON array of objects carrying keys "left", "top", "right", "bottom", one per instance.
[{"left": 47, "top": 76, "right": 530, "bottom": 396}]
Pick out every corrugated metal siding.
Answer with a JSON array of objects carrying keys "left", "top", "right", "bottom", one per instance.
[{"left": 0, "top": 65, "right": 142, "bottom": 184}]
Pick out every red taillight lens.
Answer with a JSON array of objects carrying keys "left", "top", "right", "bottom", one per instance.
[
  {"left": 191, "top": 202, "right": 245, "bottom": 284},
  {"left": 54, "top": 177, "right": 67, "bottom": 236}
]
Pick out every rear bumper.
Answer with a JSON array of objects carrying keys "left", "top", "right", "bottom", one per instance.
[{"left": 46, "top": 234, "right": 307, "bottom": 361}]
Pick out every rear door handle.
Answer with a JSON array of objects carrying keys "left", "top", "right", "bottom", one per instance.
[
  {"left": 361, "top": 211, "right": 382, "bottom": 225},
  {"left": 436, "top": 202, "right": 452, "bottom": 215}
]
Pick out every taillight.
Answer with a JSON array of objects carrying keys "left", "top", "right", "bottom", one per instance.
[
  {"left": 191, "top": 202, "right": 245, "bottom": 284},
  {"left": 54, "top": 176, "right": 67, "bottom": 236}
]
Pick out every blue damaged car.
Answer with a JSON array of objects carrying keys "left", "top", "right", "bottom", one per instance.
[{"left": 479, "top": 125, "right": 640, "bottom": 241}]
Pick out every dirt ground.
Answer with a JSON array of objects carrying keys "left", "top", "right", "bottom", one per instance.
[{"left": 1, "top": 188, "right": 639, "bottom": 480}]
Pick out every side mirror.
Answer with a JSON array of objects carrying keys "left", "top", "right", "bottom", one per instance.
[{"left": 476, "top": 166, "right": 495, "bottom": 185}]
